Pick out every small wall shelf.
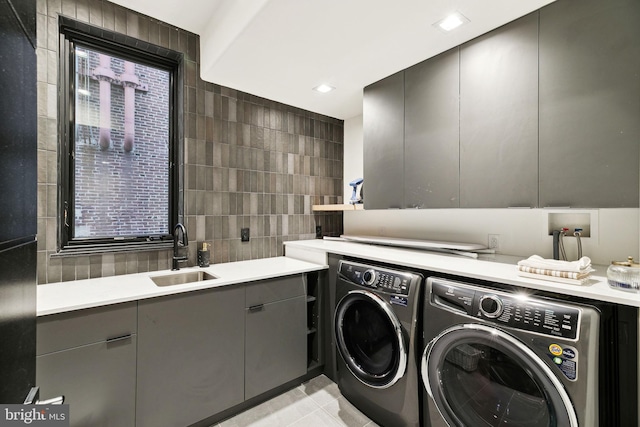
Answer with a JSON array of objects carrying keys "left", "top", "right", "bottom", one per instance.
[{"left": 312, "top": 204, "right": 364, "bottom": 212}]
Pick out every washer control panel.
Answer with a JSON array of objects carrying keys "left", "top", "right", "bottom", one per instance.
[
  {"left": 339, "top": 260, "right": 421, "bottom": 296},
  {"left": 430, "top": 278, "right": 581, "bottom": 340}
]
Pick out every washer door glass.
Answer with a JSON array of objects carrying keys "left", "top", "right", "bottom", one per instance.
[
  {"left": 335, "top": 290, "right": 407, "bottom": 388},
  {"left": 422, "top": 324, "right": 577, "bottom": 427}
]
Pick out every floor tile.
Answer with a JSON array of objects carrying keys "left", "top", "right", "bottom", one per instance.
[
  {"left": 217, "top": 375, "right": 375, "bottom": 427},
  {"left": 288, "top": 408, "right": 344, "bottom": 427},
  {"left": 320, "top": 396, "right": 373, "bottom": 427},
  {"left": 297, "top": 374, "right": 342, "bottom": 407},
  {"left": 219, "top": 387, "right": 320, "bottom": 427}
]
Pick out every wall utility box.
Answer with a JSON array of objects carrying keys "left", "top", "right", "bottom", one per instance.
[{"left": 547, "top": 212, "right": 591, "bottom": 238}]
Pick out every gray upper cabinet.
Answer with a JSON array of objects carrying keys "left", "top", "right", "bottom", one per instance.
[
  {"left": 404, "top": 49, "right": 460, "bottom": 208},
  {"left": 459, "top": 13, "right": 539, "bottom": 208},
  {"left": 361, "top": 0, "right": 638, "bottom": 209},
  {"left": 539, "top": 0, "right": 640, "bottom": 208},
  {"left": 363, "top": 71, "right": 404, "bottom": 209}
]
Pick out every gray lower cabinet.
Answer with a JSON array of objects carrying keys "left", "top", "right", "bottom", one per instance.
[
  {"left": 404, "top": 49, "right": 460, "bottom": 208},
  {"left": 459, "top": 13, "right": 539, "bottom": 208},
  {"left": 245, "top": 276, "right": 307, "bottom": 400},
  {"left": 36, "top": 302, "right": 137, "bottom": 427},
  {"left": 36, "top": 275, "right": 310, "bottom": 427},
  {"left": 136, "top": 285, "right": 245, "bottom": 427},
  {"left": 539, "top": 0, "right": 640, "bottom": 208},
  {"left": 363, "top": 71, "right": 405, "bottom": 209}
]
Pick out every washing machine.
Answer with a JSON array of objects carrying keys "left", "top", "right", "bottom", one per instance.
[
  {"left": 421, "top": 277, "right": 600, "bottom": 427},
  {"left": 334, "top": 259, "right": 423, "bottom": 427}
]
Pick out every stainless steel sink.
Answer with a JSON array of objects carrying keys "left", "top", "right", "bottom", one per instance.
[{"left": 151, "top": 271, "right": 218, "bottom": 286}]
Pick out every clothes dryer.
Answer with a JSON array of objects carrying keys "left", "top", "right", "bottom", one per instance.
[
  {"left": 421, "top": 277, "right": 599, "bottom": 427},
  {"left": 334, "top": 259, "right": 423, "bottom": 427}
]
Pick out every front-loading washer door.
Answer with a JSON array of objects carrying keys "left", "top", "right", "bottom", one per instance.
[
  {"left": 334, "top": 290, "right": 407, "bottom": 389},
  {"left": 422, "top": 324, "right": 578, "bottom": 427}
]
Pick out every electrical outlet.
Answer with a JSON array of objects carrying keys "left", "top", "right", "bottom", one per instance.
[
  {"left": 488, "top": 234, "right": 500, "bottom": 251},
  {"left": 241, "top": 228, "right": 250, "bottom": 242},
  {"left": 315, "top": 225, "right": 322, "bottom": 239}
]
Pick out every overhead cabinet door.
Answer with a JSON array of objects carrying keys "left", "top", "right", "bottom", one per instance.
[
  {"left": 459, "top": 13, "right": 539, "bottom": 208},
  {"left": 363, "top": 71, "right": 405, "bottom": 209},
  {"left": 539, "top": 0, "right": 640, "bottom": 208},
  {"left": 404, "top": 49, "right": 460, "bottom": 208}
]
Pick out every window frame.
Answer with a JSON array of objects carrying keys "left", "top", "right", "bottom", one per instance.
[{"left": 57, "top": 18, "right": 182, "bottom": 255}]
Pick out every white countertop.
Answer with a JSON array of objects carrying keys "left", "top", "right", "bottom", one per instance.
[
  {"left": 37, "top": 257, "right": 327, "bottom": 316},
  {"left": 284, "top": 239, "right": 640, "bottom": 308},
  {"left": 39, "top": 240, "right": 640, "bottom": 316}
]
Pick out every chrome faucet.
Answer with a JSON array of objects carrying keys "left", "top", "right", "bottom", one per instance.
[{"left": 172, "top": 223, "right": 188, "bottom": 270}]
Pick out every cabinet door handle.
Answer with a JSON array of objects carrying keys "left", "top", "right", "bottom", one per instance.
[
  {"left": 106, "top": 333, "right": 132, "bottom": 343},
  {"left": 23, "top": 387, "right": 65, "bottom": 405},
  {"left": 248, "top": 304, "right": 264, "bottom": 313}
]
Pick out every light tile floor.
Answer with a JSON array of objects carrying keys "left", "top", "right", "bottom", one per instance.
[{"left": 213, "top": 375, "right": 379, "bottom": 427}]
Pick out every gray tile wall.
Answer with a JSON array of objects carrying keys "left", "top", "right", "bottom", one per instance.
[{"left": 36, "top": 0, "right": 343, "bottom": 284}]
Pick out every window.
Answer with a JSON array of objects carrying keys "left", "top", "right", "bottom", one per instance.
[{"left": 58, "top": 19, "right": 182, "bottom": 254}]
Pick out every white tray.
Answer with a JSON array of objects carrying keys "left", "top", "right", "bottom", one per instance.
[{"left": 339, "top": 235, "right": 487, "bottom": 251}]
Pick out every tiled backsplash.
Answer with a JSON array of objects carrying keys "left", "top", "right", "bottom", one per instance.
[{"left": 36, "top": 0, "right": 343, "bottom": 284}]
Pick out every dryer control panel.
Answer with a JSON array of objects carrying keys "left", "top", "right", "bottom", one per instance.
[
  {"left": 430, "top": 278, "right": 581, "bottom": 340},
  {"left": 339, "top": 260, "right": 421, "bottom": 296}
]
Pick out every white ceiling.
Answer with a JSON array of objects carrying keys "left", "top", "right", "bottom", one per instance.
[{"left": 109, "top": 0, "right": 556, "bottom": 120}]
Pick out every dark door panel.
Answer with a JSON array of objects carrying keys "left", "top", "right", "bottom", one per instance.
[
  {"left": 0, "top": 240, "right": 37, "bottom": 403},
  {"left": 0, "top": 0, "right": 37, "bottom": 405},
  {"left": 0, "top": 0, "right": 37, "bottom": 241}
]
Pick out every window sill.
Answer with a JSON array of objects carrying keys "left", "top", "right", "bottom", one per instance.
[{"left": 51, "top": 241, "right": 173, "bottom": 258}]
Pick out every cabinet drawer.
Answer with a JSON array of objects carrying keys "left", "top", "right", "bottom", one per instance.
[
  {"left": 36, "top": 336, "right": 136, "bottom": 427},
  {"left": 245, "top": 275, "right": 305, "bottom": 307},
  {"left": 245, "top": 295, "right": 307, "bottom": 399},
  {"left": 37, "top": 302, "right": 137, "bottom": 355}
]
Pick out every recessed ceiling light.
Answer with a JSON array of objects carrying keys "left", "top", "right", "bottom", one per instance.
[
  {"left": 434, "top": 12, "right": 469, "bottom": 32},
  {"left": 313, "top": 84, "right": 335, "bottom": 93}
]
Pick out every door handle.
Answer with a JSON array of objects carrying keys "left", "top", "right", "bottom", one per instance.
[
  {"left": 37, "top": 396, "right": 65, "bottom": 405},
  {"left": 106, "top": 333, "right": 132, "bottom": 343},
  {"left": 248, "top": 304, "right": 264, "bottom": 313},
  {"left": 23, "top": 387, "right": 65, "bottom": 405}
]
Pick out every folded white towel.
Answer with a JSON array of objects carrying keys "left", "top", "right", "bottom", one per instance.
[
  {"left": 518, "top": 265, "right": 594, "bottom": 279},
  {"left": 517, "top": 271, "right": 591, "bottom": 286},
  {"left": 517, "top": 255, "right": 592, "bottom": 273}
]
